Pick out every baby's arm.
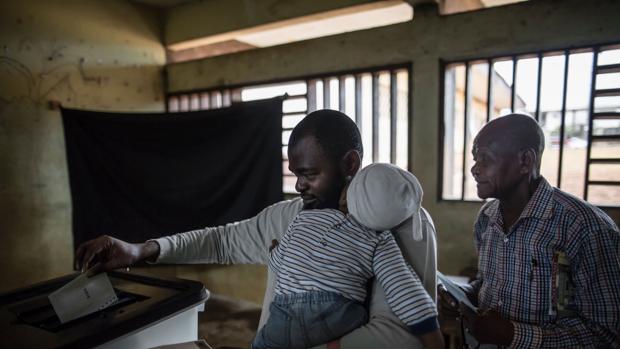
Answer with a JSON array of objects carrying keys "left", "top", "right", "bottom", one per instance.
[{"left": 373, "top": 232, "right": 444, "bottom": 349}]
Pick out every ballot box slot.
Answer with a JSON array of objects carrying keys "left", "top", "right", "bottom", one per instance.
[{"left": 8, "top": 288, "right": 149, "bottom": 332}]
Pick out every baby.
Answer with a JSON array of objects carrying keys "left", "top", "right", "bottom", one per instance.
[{"left": 252, "top": 163, "right": 443, "bottom": 349}]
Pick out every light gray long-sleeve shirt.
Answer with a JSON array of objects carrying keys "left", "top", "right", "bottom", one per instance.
[{"left": 152, "top": 197, "right": 437, "bottom": 349}]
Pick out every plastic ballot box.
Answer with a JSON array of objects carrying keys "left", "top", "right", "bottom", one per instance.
[{"left": 0, "top": 271, "right": 209, "bottom": 349}]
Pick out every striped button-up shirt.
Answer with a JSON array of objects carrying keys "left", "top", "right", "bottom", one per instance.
[
  {"left": 473, "top": 178, "right": 620, "bottom": 348},
  {"left": 270, "top": 208, "right": 438, "bottom": 331}
]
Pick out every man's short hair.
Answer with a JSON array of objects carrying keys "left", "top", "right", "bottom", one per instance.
[{"left": 289, "top": 109, "right": 363, "bottom": 161}]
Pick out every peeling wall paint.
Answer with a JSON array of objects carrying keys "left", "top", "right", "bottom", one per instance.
[{"left": 0, "top": 0, "right": 166, "bottom": 292}]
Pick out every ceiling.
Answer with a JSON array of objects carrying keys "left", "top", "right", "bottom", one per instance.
[
  {"left": 131, "top": 0, "right": 446, "bottom": 9},
  {"left": 130, "top": 0, "right": 196, "bottom": 8},
  {"left": 130, "top": 0, "right": 527, "bottom": 10}
]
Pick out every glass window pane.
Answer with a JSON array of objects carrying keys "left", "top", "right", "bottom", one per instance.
[
  {"left": 200, "top": 92, "right": 210, "bottom": 109},
  {"left": 344, "top": 75, "right": 356, "bottom": 120},
  {"left": 465, "top": 62, "right": 490, "bottom": 200},
  {"left": 514, "top": 56, "right": 539, "bottom": 116},
  {"left": 593, "top": 119, "right": 620, "bottom": 136},
  {"left": 560, "top": 110, "right": 589, "bottom": 197},
  {"left": 588, "top": 185, "right": 620, "bottom": 206},
  {"left": 490, "top": 59, "right": 513, "bottom": 118},
  {"left": 190, "top": 93, "right": 200, "bottom": 111},
  {"left": 222, "top": 90, "right": 231, "bottom": 107},
  {"left": 442, "top": 64, "right": 465, "bottom": 200},
  {"left": 168, "top": 96, "right": 179, "bottom": 112},
  {"left": 282, "top": 160, "right": 294, "bottom": 176},
  {"left": 179, "top": 95, "right": 189, "bottom": 111},
  {"left": 596, "top": 72, "right": 620, "bottom": 90},
  {"left": 283, "top": 175, "right": 297, "bottom": 194},
  {"left": 378, "top": 71, "right": 391, "bottom": 163},
  {"left": 282, "top": 113, "right": 305, "bottom": 129},
  {"left": 241, "top": 81, "right": 306, "bottom": 101},
  {"left": 597, "top": 47, "right": 620, "bottom": 65},
  {"left": 282, "top": 130, "right": 292, "bottom": 145},
  {"left": 231, "top": 88, "right": 242, "bottom": 103},
  {"left": 396, "top": 70, "right": 409, "bottom": 169},
  {"left": 590, "top": 164, "right": 620, "bottom": 182},
  {"left": 560, "top": 52, "right": 593, "bottom": 196},
  {"left": 594, "top": 96, "right": 620, "bottom": 112},
  {"left": 538, "top": 54, "right": 566, "bottom": 187},
  {"left": 361, "top": 73, "right": 373, "bottom": 167},
  {"left": 210, "top": 91, "right": 221, "bottom": 109},
  {"left": 283, "top": 97, "right": 307, "bottom": 113},
  {"left": 315, "top": 80, "right": 324, "bottom": 110},
  {"left": 591, "top": 139, "right": 620, "bottom": 159},
  {"left": 329, "top": 78, "right": 339, "bottom": 111}
]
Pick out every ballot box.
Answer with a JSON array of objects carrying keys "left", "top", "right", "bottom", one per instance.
[{"left": 0, "top": 271, "right": 209, "bottom": 349}]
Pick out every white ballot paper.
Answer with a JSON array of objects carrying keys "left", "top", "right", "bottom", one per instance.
[
  {"left": 49, "top": 272, "right": 118, "bottom": 323},
  {"left": 437, "top": 271, "right": 478, "bottom": 312}
]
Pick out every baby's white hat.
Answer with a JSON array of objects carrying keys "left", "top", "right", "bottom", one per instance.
[{"left": 347, "top": 163, "right": 423, "bottom": 241}]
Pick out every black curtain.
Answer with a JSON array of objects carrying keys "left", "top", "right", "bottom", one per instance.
[{"left": 62, "top": 98, "right": 283, "bottom": 248}]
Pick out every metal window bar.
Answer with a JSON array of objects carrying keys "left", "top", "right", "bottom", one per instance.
[
  {"left": 355, "top": 75, "right": 362, "bottom": 127},
  {"left": 307, "top": 79, "right": 317, "bottom": 112},
  {"left": 339, "top": 76, "right": 346, "bottom": 113},
  {"left": 584, "top": 47, "right": 600, "bottom": 200},
  {"left": 461, "top": 62, "right": 471, "bottom": 201},
  {"left": 405, "top": 69, "right": 412, "bottom": 171},
  {"left": 323, "top": 78, "right": 330, "bottom": 111},
  {"left": 597, "top": 63, "right": 620, "bottom": 74},
  {"left": 510, "top": 56, "right": 517, "bottom": 112},
  {"left": 390, "top": 71, "right": 398, "bottom": 164},
  {"left": 595, "top": 88, "right": 620, "bottom": 97},
  {"left": 557, "top": 51, "right": 570, "bottom": 189},
  {"left": 372, "top": 72, "right": 380, "bottom": 163},
  {"left": 535, "top": 53, "right": 543, "bottom": 122},
  {"left": 486, "top": 60, "right": 493, "bottom": 122}
]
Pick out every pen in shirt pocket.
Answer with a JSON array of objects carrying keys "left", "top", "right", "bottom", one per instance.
[{"left": 529, "top": 258, "right": 538, "bottom": 281}]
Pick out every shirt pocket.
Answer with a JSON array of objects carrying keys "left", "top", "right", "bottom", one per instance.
[{"left": 528, "top": 249, "right": 553, "bottom": 320}]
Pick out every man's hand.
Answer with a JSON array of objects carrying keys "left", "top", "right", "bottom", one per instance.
[
  {"left": 75, "top": 235, "right": 160, "bottom": 274},
  {"left": 459, "top": 303, "right": 514, "bottom": 346},
  {"left": 437, "top": 284, "right": 459, "bottom": 314}
]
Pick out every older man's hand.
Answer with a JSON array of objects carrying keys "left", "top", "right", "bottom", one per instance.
[{"left": 459, "top": 303, "right": 514, "bottom": 346}]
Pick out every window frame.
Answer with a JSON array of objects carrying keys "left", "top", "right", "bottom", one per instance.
[
  {"left": 166, "top": 62, "right": 413, "bottom": 195},
  {"left": 438, "top": 42, "right": 620, "bottom": 208}
]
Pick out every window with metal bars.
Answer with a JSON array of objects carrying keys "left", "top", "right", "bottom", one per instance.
[
  {"left": 167, "top": 64, "right": 410, "bottom": 194},
  {"left": 440, "top": 44, "right": 620, "bottom": 206}
]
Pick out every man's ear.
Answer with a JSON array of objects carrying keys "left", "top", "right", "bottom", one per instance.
[
  {"left": 519, "top": 148, "right": 537, "bottom": 175},
  {"left": 341, "top": 150, "right": 361, "bottom": 177}
]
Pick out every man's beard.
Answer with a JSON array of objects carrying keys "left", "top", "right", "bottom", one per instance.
[{"left": 302, "top": 179, "right": 346, "bottom": 210}]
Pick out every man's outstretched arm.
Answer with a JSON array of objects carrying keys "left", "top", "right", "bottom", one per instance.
[{"left": 76, "top": 198, "right": 303, "bottom": 271}]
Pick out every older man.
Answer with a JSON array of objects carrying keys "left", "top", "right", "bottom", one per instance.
[{"left": 448, "top": 114, "right": 620, "bottom": 348}]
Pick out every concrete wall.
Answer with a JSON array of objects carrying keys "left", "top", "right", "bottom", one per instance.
[
  {"left": 167, "top": 0, "right": 620, "bottom": 300},
  {"left": 0, "top": 0, "right": 166, "bottom": 292}
]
